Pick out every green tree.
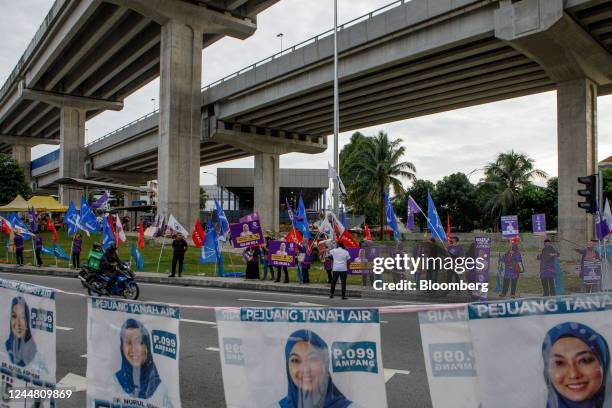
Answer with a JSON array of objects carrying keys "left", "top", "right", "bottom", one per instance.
[
  {"left": 603, "top": 169, "right": 612, "bottom": 203},
  {"left": 515, "top": 183, "right": 549, "bottom": 231},
  {"left": 480, "top": 150, "right": 547, "bottom": 223},
  {"left": 340, "top": 132, "right": 378, "bottom": 221},
  {"left": 0, "top": 154, "right": 32, "bottom": 204},
  {"left": 346, "top": 131, "right": 416, "bottom": 239},
  {"left": 434, "top": 173, "right": 481, "bottom": 231}
]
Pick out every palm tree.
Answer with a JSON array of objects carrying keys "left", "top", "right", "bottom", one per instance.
[
  {"left": 480, "top": 150, "right": 547, "bottom": 221},
  {"left": 347, "top": 131, "right": 416, "bottom": 239}
]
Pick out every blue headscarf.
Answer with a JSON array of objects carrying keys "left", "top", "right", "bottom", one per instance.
[
  {"left": 115, "top": 319, "right": 161, "bottom": 399},
  {"left": 279, "top": 329, "right": 352, "bottom": 408},
  {"left": 5, "top": 296, "right": 37, "bottom": 367},
  {"left": 542, "top": 322, "right": 610, "bottom": 408}
]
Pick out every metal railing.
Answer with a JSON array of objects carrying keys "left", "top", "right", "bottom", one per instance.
[
  {"left": 85, "top": 109, "right": 159, "bottom": 147},
  {"left": 200, "top": 0, "right": 407, "bottom": 91},
  {"left": 85, "top": 0, "right": 407, "bottom": 148}
]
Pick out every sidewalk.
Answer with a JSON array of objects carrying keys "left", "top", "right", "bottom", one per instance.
[{"left": 0, "top": 264, "right": 529, "bottom": 303}]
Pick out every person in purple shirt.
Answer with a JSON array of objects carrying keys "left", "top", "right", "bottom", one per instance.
[
  {"left": 501, "top": 242, "right": 523, "bottom": 298},
  {"left": 537, "top": 239, "right": 558, "bottom": 296},
  {"left": 575, "top": 240, "right": 602, "bottom": 293},
  {"left": 13, "top": 230, "right": 24, "bottom": 266},
  {"left": 34, "top": 233, "right": 43, "bottom": 267},
  {"left": 71, "top": 233, "right": 83, "bottom": 269}
]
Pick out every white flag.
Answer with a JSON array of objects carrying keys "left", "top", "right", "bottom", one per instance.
[
  {"left": 604, "top": 199, "right": 612, "bottom": 236},
  {"left": 167, "top": 214, "right": 189, "bottom": 236},
  {"left": 115, "top": 214, "right": 126, "bottom": 244},
  {"left": 327, "top": 162, "right": 346, "bottom": 195}
]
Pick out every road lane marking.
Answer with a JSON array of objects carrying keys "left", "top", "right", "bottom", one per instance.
[
  {"left": 180, "top": 318, "right": 216, "bottom": 326},
  {"left": 384, "top": 369, "right": 411, "bottom": 383},
  {"left": 56, "top": 326, "right": 73, "bottom": 331},
  {"left": 57, "top": 373, "right": 87, "bottom": 392}
]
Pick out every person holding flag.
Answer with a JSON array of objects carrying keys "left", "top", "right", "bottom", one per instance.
[
  {"left": 71, "top": 233, "right": 83, "bottom": 268},
  {"left": 13, "top": 230, "right": 24, "bottom": 266},
  {"left": 34, "top": 232, "right": 43, "bottom": 267}
]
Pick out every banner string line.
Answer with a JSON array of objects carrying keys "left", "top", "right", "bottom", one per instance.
[{"left": 43, "top": 282, "right": 468, "bottom": 314}]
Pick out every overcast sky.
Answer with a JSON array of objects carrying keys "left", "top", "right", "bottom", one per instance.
[{"left": 2, "top": 0, "right": 611, "bottom": 187}]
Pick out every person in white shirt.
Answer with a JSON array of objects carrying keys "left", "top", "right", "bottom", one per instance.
[{"left": 329, "top": 242, "right": 351, "bottom": 299}]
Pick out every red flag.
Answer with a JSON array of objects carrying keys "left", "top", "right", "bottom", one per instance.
[
  {"left": 336, "top": 228, "right": 359, "bottom": 248},
  {"left": 364, "top": 224, "right": 372, "bottom": 241},
  {"left": 192, "top": 219, "right": 205, "bottom": 248},
  {"left": 1, "top": 219, "right": 11, "bottom": 237},
  {"left": 138, "top": 222, "right": 145, "bottom": 249},
  {"left": 284, "top": 227, "right": 303, "bottom": 245},
  {"left": 46, "top": 217, "right": 59, "bottom": 242}
]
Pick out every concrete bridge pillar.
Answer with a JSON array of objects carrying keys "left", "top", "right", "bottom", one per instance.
[
  {"left": 11, "top": 145, "right": 31, "bottom": 183},
  {"left": 557, "top": 78, "right": 598, "bottom": 258},
  {"left": 156, "top": 20, "right": 202, "bottom": 229},
  {"left": 254, "top": 152, "right": 280, "bottom": 233},
  {"left": 59, "top": 107, "right": 86, "bottom": 205}
]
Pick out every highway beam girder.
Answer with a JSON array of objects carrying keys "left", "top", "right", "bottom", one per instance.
[
  {"left": 0, "top": 134, "right": 60, "bottom": 146},
  {"left": 106, "top": 0, "right": 257, "bottom": 39},
  {"left": 18, "top": 81, "right": 123, "bottom": 112}
]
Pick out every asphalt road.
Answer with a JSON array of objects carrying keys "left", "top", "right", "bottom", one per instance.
[{"left": 0, "top": 271, "right": 433, "bottom": 408}]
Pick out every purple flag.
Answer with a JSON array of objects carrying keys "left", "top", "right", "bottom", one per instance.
[
  {"left": 28, "top": 207, "right": 37, "bottom": 233},
  {"left": 285, "top": 198, "right": 295, "bottom": 224},
  {"left": 406, "top": 195, "right": 420, "bottom": 231},
  {"left": 532, "top": 213, "right": 546, "bottom": 235},
  {"left": 92, "top": 192, "right": 109, "bottom": 209},
  {"left": 595, "top": 201, "right": 609, "bottom": 241}
]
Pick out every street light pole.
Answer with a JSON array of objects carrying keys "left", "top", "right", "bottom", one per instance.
[
  {"left": 277, "top": 33, "right": 284, "bottom": 53},
  {"left": 151, "top": 98, "right": 156, "bottom": 111},
  {"left": 333, "top": 0, "right": 340, "bottom": 215}
]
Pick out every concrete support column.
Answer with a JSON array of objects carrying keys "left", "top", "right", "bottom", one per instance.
[
  {"left": 557, "top": 78, "right": 598, "bottom": 259},
  {"left": 254, "top": 152, "right": 280, "bottom": 233},
  {"left": 59, "top": 107, "right": 86, "bottom": 205},
  {"left": 156, "top": 20, "right": 202, "bottom": 229},
  {"left": 11, "top": 145, "right": 31, "bottom": 182}
]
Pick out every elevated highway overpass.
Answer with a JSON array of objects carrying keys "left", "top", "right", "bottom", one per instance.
[{"left": 4, "top": 0, "right": 612, "bottom": 249}]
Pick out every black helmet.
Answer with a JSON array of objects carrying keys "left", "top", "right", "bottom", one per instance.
[{"left": 93, "top": 243, "right": 102, "bottom": 251}]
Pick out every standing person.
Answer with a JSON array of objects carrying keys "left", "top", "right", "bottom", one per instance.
[
  {"left": 260, "top": 238, "right": 271, "bottom": 281},
  {"left": 329, "top": 242, "right": 351, "bottom": 300},
  {"left": 169, "top": 233, "right": 188, "bottom": 278},
  {"left": 445, "top": 236, "right": 464, "bottom": 287},
  {"left": 299, "top": 239, "right": 313, "bottom": 284},
  {"left": 72, "top": 233, "right": 83, "bottom": 269},
  {"left": 13, "top": 230, "right": 24, "bottom": 266},
  {"left": 244, "top": 246, "right": 260, "bottom": 280},
  {"left": 425, "top": 237, "right": 440, "bottom": 293},
  {"left": 321, "top": 240, "right": 334, "bottom": 284},
  {"left": 537, "top": 239, "right": 559, "bottom": 296},
  {"left": 275, "top": 264, "right": 289, "bottom": 284},
  {"left": 34, "top": 232, "right": 43, "bottom": 267},
  {"left": 501, "top": 242, "right": 523, "bottom": 298},
  {"left": 576, "top": 240, "right": 602, "bottom": 293}
]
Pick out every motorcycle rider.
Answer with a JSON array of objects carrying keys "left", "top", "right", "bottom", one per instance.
[{"left": 101, "top": 243, "right": 122, "bottom": 293}]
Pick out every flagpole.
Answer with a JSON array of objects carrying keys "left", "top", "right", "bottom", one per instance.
[
  {"left": 157, "top": 236, "right": 166, "bottom": 273},
  {"left": 408, "top": 197, "right": 446, "bottom": 244},
  {"left": 332, "top": 0, "right": 340, "bottom": 215},
  {"left": 68, "top": 237, "right": 73, "bottom": 269}
]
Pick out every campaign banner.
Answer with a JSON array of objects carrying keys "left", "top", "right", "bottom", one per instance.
[
  {"left": 532, "top": 213, "right": 546, "bottom": 235},
  {"left": 583, "top": 259, "right": 602, "bottom": 284},
  {"left": 347, "top": 248, "right": 373, "bottom": 275},
  {"left": 500, "top": 215, "right": 519, "bottom": 238},
  {"left": 268, "top": 240, "right": 296, "bottom": 267},
  {"left": 230, "top": 220, "right": 264, "bottom": 249},
  {"left": 0, "top": 278, "right": 56, "bottom": 407},
  {"left": 472, "top": 237, "right": 491, "bottom": 300},
  {"left": 418, "top": 306, "right": 480, "bottom": 408},
  {"left": 86, "top": 298, "right": 181, "bottom": 408},
  {"left": 468, "top": 293, "right": 612, "bottom": 408},
  {"left": 216, "top": 307, "right": 387, "bottom": 408}
]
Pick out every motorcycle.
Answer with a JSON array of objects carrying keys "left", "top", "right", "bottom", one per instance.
[{"left": 78, "top": 261, "right": 139, "bottom": 300}]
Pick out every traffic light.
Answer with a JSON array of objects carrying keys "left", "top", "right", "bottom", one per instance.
[{"left": 577, "top": 174, "right": 597, "bottom": 214}]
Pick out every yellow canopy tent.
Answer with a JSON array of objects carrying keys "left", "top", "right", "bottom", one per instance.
[
  {"left": 26, "top": 196, "right": 68, "bottom": 213},
  {"left": 0, "top": 194, "right": 31, "bottom": 212}
]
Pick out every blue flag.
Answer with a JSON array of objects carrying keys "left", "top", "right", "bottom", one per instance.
[
  {"left": 295, "top": 194, "right": 310, "bottom": 240},
  {"left": 201, "top": 220, "right": 219, "bottom": 264},
  {"left": 102, "top": 215, "right": 115, "bottom": 251},
  {"left": 341, "top": 207, "right": 347, "bottom": 229},
  {"left": 64, "top": 201, "right": 80, "bottom": 236},
  {"left": 79, "top": 196, "right": 99, "bottom": 235},
  {"left": 41, "top": 245, "right": 54, "bottom": 256},
  {"left": 7, "top": 212, "right": 33, "bottom": 240},
  {"left": 384, "top": 193, "right": 400, "bottom": 242},
  {"left": 131, "top": 243, "right": 144, "bottom": 271},
  {"left": 427, "top": 192, "right": 447, "bottom": 243},
  {"left": 214, "top": 199, "right": 229, "bottom": 243},
  {"left": 53, "top": 243, "right": 70, "bottom": 261}
]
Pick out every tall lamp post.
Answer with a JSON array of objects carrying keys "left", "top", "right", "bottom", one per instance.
[
  {"left": 332, "top": 0, "right": 340, "bottom": 215},
  {"left": 277, "top": 32, "right": 284, "bottom": 53}
]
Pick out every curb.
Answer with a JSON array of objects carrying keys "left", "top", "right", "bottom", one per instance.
[{"left": 0, "top": 264, "right": 479, "bottom": 303}]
